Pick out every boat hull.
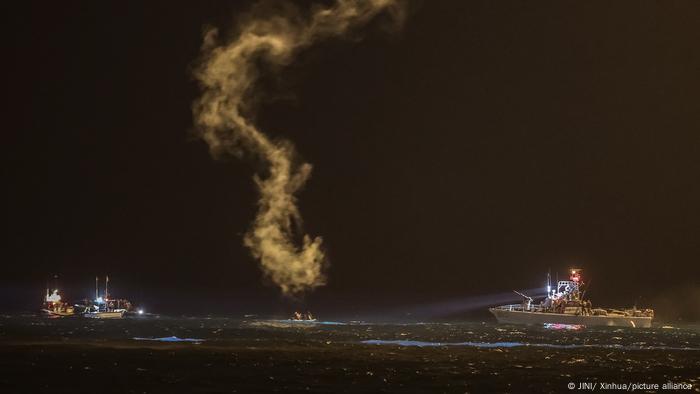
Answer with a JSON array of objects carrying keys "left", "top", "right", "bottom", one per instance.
[
  {"left": 84, "top": 311, "right": 125, "bottom": 319},
  {"left": 41, "top": 309, "right": 75, "bottom": 317},
  {"left": 489, "top": 308, "right": 652, "bottom": 328}
]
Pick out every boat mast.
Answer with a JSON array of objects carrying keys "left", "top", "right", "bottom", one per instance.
[
  {"left": 95, "top": 276, "right": 99, "bottom": 300},
  {"left": 105, "top": 275, "right": 109, "bottom": 300}
]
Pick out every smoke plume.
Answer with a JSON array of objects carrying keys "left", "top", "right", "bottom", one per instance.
[{"left": 193, "top": 0, "right": 403, "bottom": 296}]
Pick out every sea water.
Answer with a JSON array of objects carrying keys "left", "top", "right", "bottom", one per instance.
[{"left": 0, "top": 315, "right": 698, "bottom": 393}]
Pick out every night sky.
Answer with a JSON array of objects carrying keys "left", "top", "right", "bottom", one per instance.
[{"left": 5, "top": 1, "right": 700, "bottom": 319}]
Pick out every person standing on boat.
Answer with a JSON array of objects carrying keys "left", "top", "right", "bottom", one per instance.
[{"left": 543, "top": 297, "right": 552, "bottom": 312}]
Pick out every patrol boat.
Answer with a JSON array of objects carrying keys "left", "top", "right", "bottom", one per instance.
[{"left": 489, "top": 269, "right": 654, "bottom": 328}]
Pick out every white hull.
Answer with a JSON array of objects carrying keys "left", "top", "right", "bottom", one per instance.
[
  {"left": 84, "top": 311, "right": 125, "bottom": 319},
  {"left": 489, "top": 308, "right": 652, "bottom": 328}
]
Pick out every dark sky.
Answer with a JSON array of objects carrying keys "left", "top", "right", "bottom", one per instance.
[{"left": 5, "top": 1, "right": 700, "bottom": 319}]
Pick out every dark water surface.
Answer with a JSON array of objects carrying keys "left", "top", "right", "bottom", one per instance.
[{"left": 1, "top": 315, "right": 698, "bottom": 393}]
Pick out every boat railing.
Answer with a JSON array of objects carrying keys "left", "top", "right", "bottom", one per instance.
[{"left": 490, "top": 304, "right": 547, "bottom": 313}]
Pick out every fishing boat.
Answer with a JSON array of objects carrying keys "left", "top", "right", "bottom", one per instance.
[
  {"left": 41, "top": 288, "right": 75, "bottom": 317},
  {"left": 83, "top": 276, "right": 132, "bottom": 319},
  {"left": 489, "top": 269, "right": 654, "bottom": 328}
]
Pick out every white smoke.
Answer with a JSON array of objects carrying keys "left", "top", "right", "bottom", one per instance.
[{"left": 193, "top": 0, "right": 403, "bottom": 296}]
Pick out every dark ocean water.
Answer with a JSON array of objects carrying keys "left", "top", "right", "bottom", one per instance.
[{"left": 0, "top": 315, "right": 698, "bottom": 393}]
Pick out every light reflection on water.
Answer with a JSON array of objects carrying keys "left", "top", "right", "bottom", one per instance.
[
  {"left": 1, "top": 315, "right": 698, "bottom": 353},
  {"left": 361, "top": 339, "right": 700, "bottom": 351}
]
